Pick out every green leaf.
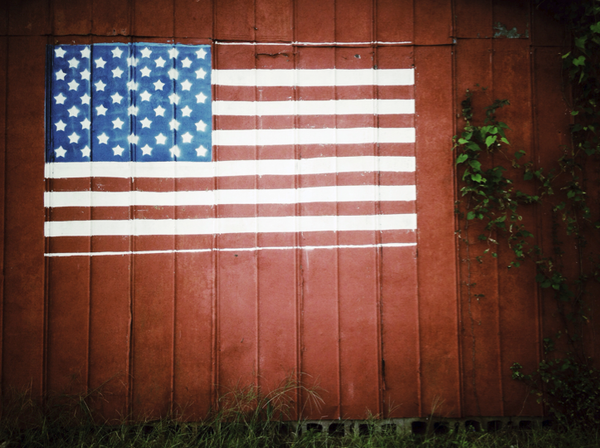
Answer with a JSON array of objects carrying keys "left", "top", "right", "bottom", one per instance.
[
  {"left": 485, "top": 135, "right": 497, "bottom": 147},
  {"left": 468, "top": 160, "right": 481, "bottom": 171},
  {"left": 575, "top": 36, "right": 587, "bottom": 49},
  {"left": 456, "top": 154, "right": 468, "bottom": 164},
  {"left": 573, "top": 55, "right": 586, "bottom": 67},
  {"left": 501, "top": 137, "right": 510, "bottom": 145},
  {"left": 467, "top": 211, "right": 476, "bottom": 220},
  {"left": 458, "top": 138, "right": 469, "bottom": 144},
  {"left": 561, "top": 51, "right": 571, "bottom": 59},
  {"left": 591, "top": 22, "right": 600, "bottom": 33}
]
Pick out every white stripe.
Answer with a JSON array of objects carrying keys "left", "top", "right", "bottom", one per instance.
[
  {"left": 213, "top": 99, "right": 415, "bottom": 116},
  {"left": 44, "top": 242, "right": 417, "bottom": 257},
  {"left": 214, "top": 41, "right": 412, "bottom": 46},
  {"left": 44, "top": 214, "right": 417, "bottom": 237},
  {"left": 44, "top": 185, "right": 416, "bottom": 208},
  {"left": 44, "top": 156, "right": 416, "bottom": 179},
  {"left": 212, "top": 127, "right": 415, "bottom": 146},
  {"left": 212, "top": 69, "right": 414, "bottom": 86}
]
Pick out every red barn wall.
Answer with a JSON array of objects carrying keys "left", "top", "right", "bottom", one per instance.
[{"left": 0, "top": 0, "right": 591, "bottom": 422}]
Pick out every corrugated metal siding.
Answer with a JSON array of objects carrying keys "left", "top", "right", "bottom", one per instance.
[{"left": 0, "top": 0, "right": 593, "bottom": 422}]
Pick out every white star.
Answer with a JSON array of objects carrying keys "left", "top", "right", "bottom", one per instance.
[
  {"left": 180, "top": 79, "right": 192, "bottom": 91},
  {"left": 153, "top": 79, "right": 165, "bottom": 90},
  {"left": 55, "top": 70, "right": 66, "bottom": 81},
  {"left": 68, "top": 79, "right": 79, "bottom": 91},
  {"left": 181, "top": 105, "right": 192, "bottom": 117},
  {"left": 127, "top": 56, "right": 137, "bottom": 67},
  {"left": 128, "top": 105, "right": 138, "bottom": 115},
  {"left": 155, "top": 56, "right": 166, "bottom": 68},
  {"left": 155, "top": 133, "right": 167, "bottom": 145},
  {"left": 195, "top": 68, "right": 206, "bottom": 79},
  {"left": 55, "top": 47, "right": 66, "bottom": 58},
  {"left": 168, "top": 47, "right": 179, "bottom": 59},
  {"left": 95, "top": 57, "right": 106, "bottom": 69},
  {"left": 81, "top": 93, "right": 91, "bottom": 104},
  {"left": 80, "top": 69, "right": 90, "bottom": 80},
  {"left": 80, "top": 47, "right": 91, "bottom": 58},
  {"left": 141, "top": 144, "right": 153, "bottom": 156},
  {"left": 139, "top": 90, "right": 152, "bottom": 102},
  {"left": 128, "top": 134, "right": 139, "bottom": 145},
  {"left": 170, "top": 145, "right": 181, "bottom": 157},
  {"left": 140, "top": 117, "right": 152, "bottom": 128},
  {"left": 96, "top": 104, "right": 108, "bottom": 116},
  {"left": 195, "top": 120, "right": 207, "bottom": 132},
  {"left": 140, "top": 47, "right": 152, "bottom": 58},
  {"left": 195, "top": 145, "right": 208, "bottom": 157},
  {"left": 181, "top": 57, "right": 192, "bottom": 68},
  {"left": 140, "top": 66, "right": 152, "bottom": 77},
  {"left": 112, "top": 66, "right": 124, "bottom": 78},
  {"left": 169, "top": 93, "right": 179, "bottom": 104},
  {"left": 68, "top": 105, "right": 80, "bottom": 117},
  {"left": 81, "top": 145, "right": 91, "bottom": 157},
  {"left": 112, "top": 47, "right": 123, "bottom": 58},
  {"left": 169, "top": 119, "right": 180, "bottom": 130},
  {"left": 154, "top": 105, "right": 166, "bottom": 116},
  {"left": 181, "top": 132, "right": 193, "bottom": 143},
  {"left": 95, "top": 80, "right": 106, "bottom": 91},
  {"left": 112, "top": 145, "right": 125, "bottom": 156},
  {"left": 168, "top": 68, "right": 178, "bottom": 80},
  {"left": 55, "top": 146, "right": 67, "bottom": 157},
  {"left": 98, "top": 133, "right": 109, "bottom": 144},
  {"left": 68, "top": 132, "right": 80, "bottom": 143},
  {"left": 55, "top": 93, "right": 67, "bottom": 104},
  {"left": 195, "top": 92, "right": 207, "bottom": 103},
  {"left": 80, "top": 118, "right": 91, "bottom": 129},
  {"left": 55, "top": 120, "right": 67, "bottom": 131},
  {"left": 127, "top": 80, "right": 138, "bottom": 90},
  {"left": 68, "top": 57, "right": 80, "bottom": 69},
  {"left": 111, "top": 92, "right": 123, "bottom": 104},
  {"left": 112, "top": 117, "right": 124, "bottom": 129},
  {"left": 196, "top": 48, "right": 207, "bottom": 59}
]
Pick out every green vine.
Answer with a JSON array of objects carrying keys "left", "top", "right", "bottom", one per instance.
[{"left": 455, "top": 0, "right": 600, "bottom": 429}]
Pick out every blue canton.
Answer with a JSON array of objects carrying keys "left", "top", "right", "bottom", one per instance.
[{"left": 46, "top": 43, "right": 212, "bottom": 162}]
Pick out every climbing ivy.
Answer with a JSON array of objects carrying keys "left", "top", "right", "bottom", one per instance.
[{"left": 454, "top": 0, "right": 600, "bottom": 429}]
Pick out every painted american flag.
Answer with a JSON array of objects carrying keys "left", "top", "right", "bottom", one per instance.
[{"left": 45, "top": 43, "right": 417, "bottom": 256}]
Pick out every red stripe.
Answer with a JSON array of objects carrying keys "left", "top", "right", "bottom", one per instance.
[
  {"left": 47, "top": 200, "right": 416, "bottom": 221},
  {"left": 48, "top": 230, "right": 417, "bottom": 254}
]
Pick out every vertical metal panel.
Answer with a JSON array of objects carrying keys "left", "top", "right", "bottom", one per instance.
[
  {"left": 92, "top": 0, "right": 131, "bottom": 36},
  {"left": 455, "top": 0, "right": 493, "bottom": 39},
  {"left": 377, "top": 44, "right": 419, "bottom": 419},
  {"left": 0, "top": 3, "right": 8, "bottom": 35},
  {"left": 335, "top": 0, "right": 372, "bottom": 43},
  {"left": 214, "top": 0, "right": 255, "bottom": 41},
  {"left": 8, "top": 0, "right": 51, "bottom": 35},
  {"left": 415, "top": 45, "right": 461, "bottom": 417},
  {"left": 254, "top": 44, "right": 299, "bottom": 414},
  {"left": 492, "top": 39, "right": 541, "bottom": 417},
  {"left": 174, "top": 0, "right": 213, "bottom": 39},
  {"left": 414, "top": 0, "right": 453, "bottom": 45},
  {"left": 375, "top": 0, "right": 413, "bottom": 43},
  {"left": 131, "top": 252, "right": 175, "bottom": 418},
  {"left": 3, "top": 36, "right": 47, "bottom": 397},
  {"left": 53, "top": 0, "right": 92, "bottom": 36},
  {"left": 134, "top": 0, "right": 174, "bottom": 38},
  {"left": 256, "top": 0, "right": 293, "bottom": 42},
  {"left": 454, "top": 39, "right": 505, "bottom": 417},
  {"left": 0, "top": 36, "right": 6, "bottom": 401},
  {"left": 294, "top": 0, "right": 334, "bottom": 43},
  {"left": 212, "top": 44, "right": 259, "bottom": 396}
]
